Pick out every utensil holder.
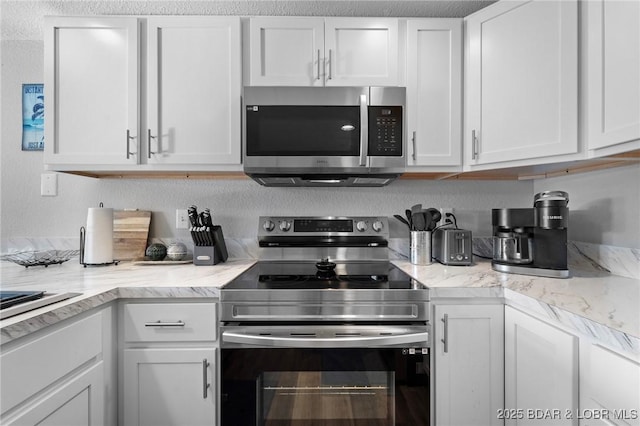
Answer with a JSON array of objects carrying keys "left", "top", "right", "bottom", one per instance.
[
  {"left": 410, "top": 231, "right": 432, "bottom": 265},
  {"left": 191, "top": 226, "right": 228, "bottom": 265}
]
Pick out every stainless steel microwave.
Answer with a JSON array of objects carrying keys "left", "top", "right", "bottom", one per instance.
[{"left": 243, "top": 87, "right": 405, "bottom": 187}]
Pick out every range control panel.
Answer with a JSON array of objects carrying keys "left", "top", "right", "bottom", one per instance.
[{"left": 258, "top": 216, "right": 389, "bottom": 238}]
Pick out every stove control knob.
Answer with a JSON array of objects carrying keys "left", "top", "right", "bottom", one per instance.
[
  {"left": 263, "top": 219, "right": 275, "bottom": 232},
  {"left": 279, "top": 220, "right": 291, "bottom": 232},
  {"left": 372, "top": 221, "right": 384, "bottom": 232},
  {"left": 356, "top": 220, "right": 368, "bottom": 232}
]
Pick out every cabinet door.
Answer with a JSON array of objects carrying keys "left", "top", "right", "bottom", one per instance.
[
  {"left": 247, "top": 17, "right": 324, "bottom": 86},
  {"left": 434, "top": 304, "right": 504, "bottom": 426},
  {"left": 586, "top": 0, "right": 640, "bottom": 153},
  {"left": 406, "top": 19, "right": 462, "bottom": 167},
  {"left": 580, "top": 344, "right": 640, "bottom": 426},
  {"left": 324, "top": 18, "right": 399, "bottom": 86},
  {"left": 147, "top": 17, "right": 241, "bottom": 165},
  {"left": 3, "top": 363, "right": 105, "bottom": 426},
  {"left": 505, "top": 307, "right": 579, "bottom": 426},
  {"left": 123, "top": 348, "right": 216, "bottom": 426},
  {"left": 44, "top": 17, "right": 140, "bottom": 165},
  {"left": 465, "top": 0, "right": 578, "bottom": 165}
]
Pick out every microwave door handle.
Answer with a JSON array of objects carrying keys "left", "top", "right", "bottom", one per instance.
[{"left": 359, "top": 94, "right": 368, "bottom": 166}]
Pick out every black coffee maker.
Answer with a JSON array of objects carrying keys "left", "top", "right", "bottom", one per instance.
[{"left": 492, "top": 191, "right": 569, "bottom": 278}]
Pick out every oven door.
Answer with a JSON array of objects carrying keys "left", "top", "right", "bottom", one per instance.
[{"left": 221, "top": 325, "right": 430, "bottom": 426}]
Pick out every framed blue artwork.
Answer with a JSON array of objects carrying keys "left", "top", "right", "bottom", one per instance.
[{"left": 22, "top": 83, "right": 44, "bottom": 151}]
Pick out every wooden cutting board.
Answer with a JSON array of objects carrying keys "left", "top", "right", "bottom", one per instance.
[{"left": 113, "top": 210, "right": 151, "bottom": 261}]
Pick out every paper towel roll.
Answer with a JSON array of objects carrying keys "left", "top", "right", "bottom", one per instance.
[{"left": 84, "top": 207, "right": 113, "bottom": 264}]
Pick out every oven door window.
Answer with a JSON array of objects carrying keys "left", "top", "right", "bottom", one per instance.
[
  {"left": 222, "top": 348, "right": 429, "bottom": 426},
  {"left": 246, "top": 106, "right": 361, "bottom": 156}
]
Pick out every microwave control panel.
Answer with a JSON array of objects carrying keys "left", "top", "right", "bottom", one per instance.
[{"left": 368, "top": 106, "right": 403, "bottom": 157}]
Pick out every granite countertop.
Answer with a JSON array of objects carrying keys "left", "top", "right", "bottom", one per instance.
[{"left": 1, "top": 257, "right": 638, "bottom": 354}]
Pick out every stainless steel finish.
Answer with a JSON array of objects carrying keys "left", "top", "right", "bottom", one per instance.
[
  {"left": 257, "top": 216, "right": 390, "bottom": 261},
  {"left": 492, "top": 262, "right": 570, "bottom": 278},
  {"left": 412, "top": 131, "right": 417, "bottom": 161},
  {"left": 126, "top": 129, "right": 135, "bottom": 159},
  {"left": 242, "top": 87, "right": 406, "bottom": 181},
  {"left": 493, "top": 234, "right": 534, "bottom": 264},
  {"left": 432, "top": 228, "right": 473, "bottom": 266},
  {"left": 316, "top": 49, "right": 321, "bottom": 80},
  {"left": 221, "top": 300, "right": 428, "bottom": 322},
  {"left": 359, "top": 94, "right": 368, "bottom": 166},
  {"left": 471, "top": 129, "right": 478, "bottom": 160},
  {"left": 222, "top": 325, "right": 429, "bottom": 349},
  {"left": 144, "top": 320, "right": 186, "bottom": 328},
  {"left": 147, "top": 129, "right": 156, "bottom": 158},
  {"left": 441, "top": 313, "right": 449, "bottom": 353},
  {"left": 410, "top": 231, "right": 432, "bottom": 265},
  {"left": 534, "top": 190, "right": 569, "bottom": 204},
  {"left": 328, "top": 49, "right": 333, "bottom": 80},
  {"left": 0, "top": 292, "right": 82, "bottom": 320},
  {"left": 202, "top": 359, "right": 210, "bottom": 399}
]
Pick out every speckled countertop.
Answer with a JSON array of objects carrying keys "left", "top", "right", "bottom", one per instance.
[{"left": 1, "top": 258, "right": 638, "bottom": 354}]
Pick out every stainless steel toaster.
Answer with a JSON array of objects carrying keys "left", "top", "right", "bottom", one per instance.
[{"left": 432, "top": 228, "right": 473, "bottom": 265}]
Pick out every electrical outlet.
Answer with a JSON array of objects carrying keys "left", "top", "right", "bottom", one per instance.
[
  {"left": 439, "top": 207, "right": 454, "bottom": 226},
  {"left": 176, "top": 209, "right": 189, "bottom": 229},
  {"left": 41, "top": 173, "right": 57, "bottom": 196}
]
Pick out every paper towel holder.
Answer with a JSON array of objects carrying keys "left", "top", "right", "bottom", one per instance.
[{"left": 79, "top": 202, "right": 119, "bottom": 267}]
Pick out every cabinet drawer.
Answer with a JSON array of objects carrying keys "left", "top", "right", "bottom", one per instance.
[
  {"left": 123, "top": 303, "right": 217, "bottom": 342},
  {"left": 0, "top": 312, "right": 103, "bottom": 415}
]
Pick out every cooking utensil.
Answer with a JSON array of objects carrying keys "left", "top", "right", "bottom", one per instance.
[
  {"left": 426, "top": 208, "right": 441, "bottom": 230},
  {"left": 393, "top": 214, "right": 411, "bottom": 229},
  {"left": 412, "top": 211, "right": 426, "bottom": 231},
  {"left": 421, "top": 210, "right": 433, "bottom": 232},
  {"left": 405, "top": 209, "right": 413, "bottom": 230}
]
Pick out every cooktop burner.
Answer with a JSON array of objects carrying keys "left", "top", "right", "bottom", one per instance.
[{"left": 223, "top": 261, "right": 420, "bottom": 290}]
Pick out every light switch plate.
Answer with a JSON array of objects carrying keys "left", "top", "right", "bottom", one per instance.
[
  {"left": 41, "top": 173, "right": 57, "bottom": 196},
  {"left": 176, "top": 209, "right": 189, "bottom": 229}
]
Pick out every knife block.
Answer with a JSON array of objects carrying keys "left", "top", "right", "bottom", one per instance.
[{"left": 192, "top": 226, "right": 228, "bottom": 266}]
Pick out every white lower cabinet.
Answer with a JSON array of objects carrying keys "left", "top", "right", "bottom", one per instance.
[
  {"left": 0, "top": 307, "right": 114, "bottom": 426},
  {"left": 5, "top": 363, "right": 105, "bottom": 426},
  {"left": 123, "top": 348, "right": 216, "bottom": 426},
  {"left": 120, "top": 301, "right": 218, "bottom": 426},
  {"left": 505, "top": 306, "right": 579, "bottom": 426},
  {"left": 580, "top": 343, "right": 640, "bottom": 426},
  {"left": 433, "top": 303, "right": 504, "bottom": 426}
]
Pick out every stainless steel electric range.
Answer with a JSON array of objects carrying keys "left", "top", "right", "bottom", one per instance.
[{"left": 220, "top": 216, "right": 431, "bottom": 426}]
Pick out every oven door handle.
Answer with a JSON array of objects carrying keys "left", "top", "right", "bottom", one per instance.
[{"left": 222, "top": 330, "right": 429, "bottom": 348}]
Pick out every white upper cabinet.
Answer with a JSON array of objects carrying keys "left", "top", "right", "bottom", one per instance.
[
  {"left": 406, "top": 19, "right": 462, "bottom": 167},
  {"left": 45, "top": 16, "right": 242, "bottom": 170},
  {"left": 147, "top": 17, "right": 241, "bottom": 165},
  {"left": 324, "top": 18, "right": 398, "bottom": 86},
  {"left": 247, "top": 17, "right": 324, "bottom": 86},
  {"left": 246, "top": 17, "right": 399, "bottom": 86},
  {"left": 44, "top": 17, "right": 140, "bottom": 165},
  {"left": 464, "top": 0, "right": 579, "bottom": 167},
  {"left": 585, "top": 0, "right": 640, "bottom": 155}
]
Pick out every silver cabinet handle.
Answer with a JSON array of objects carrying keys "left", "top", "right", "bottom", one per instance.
[
  {"left": 328, "top": 49, "right": 332, "bottom": 80},
  {"left": 359, "top": 94, "right": 368, "bottom": 167},
  {"left": 144, "top": 320, "right": 185, "bottom": 327},
  {"left": 126, "top": 129, "right": 136, "bottom": 159},
  {"left": 202, "top": 359, "right": 210, "bottom": 399},
  {"left": 222, "top": 330, "right": 429, "bottom": 348},
  {"left": 316, "top": 49, "right": 321, "bottom": 80},
  {"left": 472, "top": 130, "right": 479, "bottom": 160},
  {"left": 412, "top": 131, "right": 417, "bottom": 161},
  {"left": 147, "top": 129, "right": 156, "bottom": 159},
  {"left": 441, "top": 313, "right": 449, "bottom": 353}
]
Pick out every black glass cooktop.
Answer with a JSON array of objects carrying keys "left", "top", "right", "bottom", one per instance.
[{"left": 223, "top": 261, "right": 420, "bottom": 290}]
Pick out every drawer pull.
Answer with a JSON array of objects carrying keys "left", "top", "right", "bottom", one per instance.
[{"left": 144, "top": 320, "right": 185, "bottom": 327}]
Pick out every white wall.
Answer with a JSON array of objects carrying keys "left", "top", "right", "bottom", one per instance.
[
  {"left": 1, "top": 1, "right": 638, "bottom": 250},
  {"left": 534, "top": 164, "right": 640, "bottom": 249}
]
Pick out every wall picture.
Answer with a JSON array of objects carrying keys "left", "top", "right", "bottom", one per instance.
[{"left": 22, "top": 83, "right": 44, "bottom": 151}]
